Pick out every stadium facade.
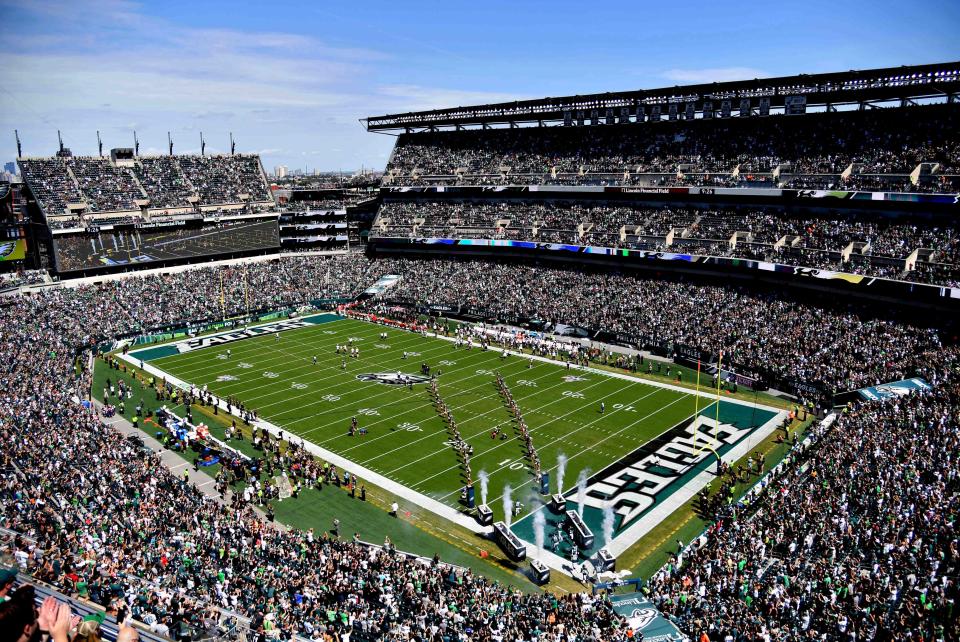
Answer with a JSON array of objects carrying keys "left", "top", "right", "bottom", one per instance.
[{"left": 1, "top": 63, "right": 959, "bottom": 642}]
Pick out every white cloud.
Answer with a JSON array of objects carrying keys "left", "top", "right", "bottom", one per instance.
[
  {"left": 660, "top": 67, "right": 769, "bottom": 84},
  {"left": 0, "top": 1, "right": 525, "bottom": 170}
]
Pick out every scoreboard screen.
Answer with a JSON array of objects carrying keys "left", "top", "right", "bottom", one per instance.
[{"left": 53, "top": 218, "right": 279, "bottom": 272}]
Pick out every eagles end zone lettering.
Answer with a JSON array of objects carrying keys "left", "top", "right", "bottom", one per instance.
[
  {"left": 582, "top": 414, "right": 752, "bottom": 526},
  {"left": 176, "top": 319, "right": 309, "bottom": 353}
]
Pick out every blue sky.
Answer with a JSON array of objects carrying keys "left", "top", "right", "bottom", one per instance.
[{"left": 1, "top": 0, "right": 958, "bottom": 172}]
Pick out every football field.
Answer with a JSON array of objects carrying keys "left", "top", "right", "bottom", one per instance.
[{"left": 129, "top": 313, "right": 783, "bottom": 559}]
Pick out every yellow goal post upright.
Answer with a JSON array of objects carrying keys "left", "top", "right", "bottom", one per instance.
[
  {"left": 694, "top": 351, "right": 724, "bottom": 472},
  {"left": 219, "top": 271, "right": 226, "bottom": 322},
  {"left": 692, "top": 358, "right": 702, "bottom": 449}
]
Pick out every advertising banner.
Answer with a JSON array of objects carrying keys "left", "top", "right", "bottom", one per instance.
[
  {"left": 759, "top": 96, "right": 771, "bottom": 116},
  {"left": 785, "top": 95, "right": 807, "bottom": 115}
]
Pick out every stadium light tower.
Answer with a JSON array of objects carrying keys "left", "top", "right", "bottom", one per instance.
[
  {"left": 14, "top": 130, "right": 22, "bottom": 158},
  {"left": 133, "top": 130, "right": 140, "bottom": 156},
  {"left": 230, "top": 132, "right": 235, "bottom": 155},
  {"left": 97, "top": 130, "right": 103, "bottom": 157},
  {"left": 200, "top": 132, "right": 206, "bottom": 156},
  {"left": 168, "top": 132, "right": 173, "bottom": 156},
  {"left": 57, "top": 130, "right": 64, "bottom": 155}
]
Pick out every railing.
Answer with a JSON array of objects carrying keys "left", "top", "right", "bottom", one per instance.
[{"left": 7, "top": 572, "right": 172, "bottom": 642}]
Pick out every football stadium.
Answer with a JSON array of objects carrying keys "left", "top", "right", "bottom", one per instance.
[{"left": 1, "top": 4, "right": 959, "bottom": 641}]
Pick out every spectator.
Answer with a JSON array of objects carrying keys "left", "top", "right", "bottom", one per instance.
[{"left": 383, "top": 103, "right": 960, "bottom": 192}]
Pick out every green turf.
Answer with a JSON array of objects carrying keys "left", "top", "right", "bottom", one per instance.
[
  {"left": 91, "top": 358, "right": 541, "bottom": 591},
  {"left": 142, "top": 317, "right": 709, "bottom": 525}
]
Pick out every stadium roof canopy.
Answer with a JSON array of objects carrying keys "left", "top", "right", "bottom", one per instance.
[{"left": 364, "top": 61, "right": 960, "bottom": 132}]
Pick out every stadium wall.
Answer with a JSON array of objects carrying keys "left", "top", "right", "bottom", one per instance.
[{"left": 24, "top": 248, "right": 349, "bottom": 291}]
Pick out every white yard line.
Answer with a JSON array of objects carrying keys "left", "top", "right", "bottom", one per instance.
[
  {"left": 150, "top": 319, "right": 394, "bottom": 379},
  {"left": 128, "top": 325, "right": 570, "bottom": 462},
  {"left": 330, "top": 362, "right": 597, "bottom": 452},
  {"left": 259, "top": 341, "right": 497, "bottom": 417},
  {"left": 121, "top": 353, "right": 496, "bottom": 533},
  {"left": 219, "top": 334, "right": 460, "bottom": 410},
  {"left": 446, "top": 394, "right": 690, "bottom": 503},
  {"left": 260, "top": 415, "right": 488, "bottom": 534},
  {"left": 122, "top": 315, "right": 787, "bottom": 576},
  {"left": 419, "top": 327, "right": 779, "bottom": 413},
  {"left": 136, "top": 313, "right": 341, "bottom": 362},
  {"left": 148, "top": 322, "right": 507, "bottom": 420},
  {"left": 265, "top": 348, "right": 532, "bottom": 430},
  {"left": 128, "top": 329, "right": 537, "bottom": 439},
  {"left": 156, "top": 321, "right": 425, "bottom": 385},
  {"left": 382, "top": 383, "right": 666, "bottom": 477}
]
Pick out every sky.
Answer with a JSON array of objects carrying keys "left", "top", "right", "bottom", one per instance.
[{"left": 1, "top": 0, "right": 958, "bottom": 173}]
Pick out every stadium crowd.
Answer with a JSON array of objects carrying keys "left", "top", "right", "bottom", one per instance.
[
  {"left": 362, "top": 257, "right": 951, "bottom": 395},
  {"left": 18, "top": 158, "right": 86, "bottom": 215},
  {"left": 19, "top": 154, "right": 274, "bottom": 217},
  {"left": 383, "top": 104, "right": 959, "bottom": 191},
  {"left": 386, "top": 105, "right": 960, "bottom": 191},
  {"left": 374, "top": 201, "right": 960, "bottom": 286},
  {"left": 644, "top": 379, "right": 960, "bottom": 641},
  {"left": 0, "top": 252, "right": 957, "bottom": 641},
  {"left": 0, "top": 254, "right": 629, "bottom": 642},
  {"left": 0, "top": 268, "right": 47, "bottom": 288},
  {"left": 177, "top": 155, "right": 272, "bottom": 205},
  {"left": 135, "top": 157, "right": 197, "bottom": 209},
  {"left": 280, "top": 198, "right": 359, "bottom": 212},
  {"left": 45, "top": 216, "right": 84, "bottom": 230},
  {"left": 69, "top": 158, "right": 146, "bottom": 212}
]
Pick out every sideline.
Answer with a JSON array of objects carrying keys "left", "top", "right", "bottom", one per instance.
[{"left": 120, "top": 316, "right": 788, "bottom": 574}]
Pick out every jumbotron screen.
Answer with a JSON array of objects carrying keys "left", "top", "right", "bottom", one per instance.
[{"left": 53, "top": 218, "right": 280, "bottom": 272}]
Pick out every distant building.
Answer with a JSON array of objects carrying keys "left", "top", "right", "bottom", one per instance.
[
  {"left": 3, "top": 162, "right": 15, "bottom": 176},
  {"left": 274, "top": 165, "right": 288, "bottom": 178}
]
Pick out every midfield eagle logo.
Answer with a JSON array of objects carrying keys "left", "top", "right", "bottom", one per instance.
[{"left": 356, "top": 372, "right": 431, "bottom": 386}]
